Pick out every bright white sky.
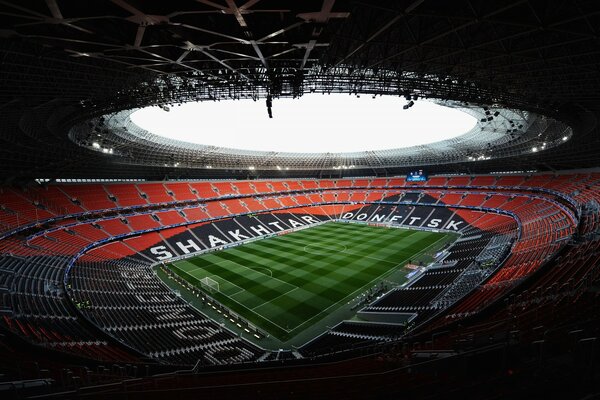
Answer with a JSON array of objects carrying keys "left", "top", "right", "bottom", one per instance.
[{"left": 130, "top": 94, "right": 477, "bottom": 153}]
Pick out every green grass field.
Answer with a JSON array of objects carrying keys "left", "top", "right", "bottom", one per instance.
[{"left": 167, "top": 222, "right": 453, "bottom": 340}]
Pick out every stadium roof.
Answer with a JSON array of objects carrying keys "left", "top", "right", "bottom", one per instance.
[{"left": 1, "top": 0, "right": 599, "bottom": 181}]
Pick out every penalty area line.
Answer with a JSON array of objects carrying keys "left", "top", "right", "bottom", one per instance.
[
  {"left": 171, "top": 262, "right": 245, "bottom": 297},
  {"left": 250, "top": 287, "right": 300, "bottom": 312},
  {"left": 173, "top": 262, "right": 294, "bottom": 333}
]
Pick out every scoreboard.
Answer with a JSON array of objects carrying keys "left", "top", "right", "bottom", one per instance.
[{"left": 407, "top": 170, "right": 428, "bottom": 182}]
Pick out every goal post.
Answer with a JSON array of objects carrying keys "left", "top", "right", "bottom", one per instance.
[{"left": 200, "top": 276, "right": 220, "bottom": 293}]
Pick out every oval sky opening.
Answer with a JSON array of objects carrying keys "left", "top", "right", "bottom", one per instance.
[{"left": 130, "top": 94, "right": 477, "bottom": 153}]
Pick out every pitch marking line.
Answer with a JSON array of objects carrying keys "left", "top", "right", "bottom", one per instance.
[
  {"left": 302, "top": 242, "right": 398, "bottom": 265},
  {"left": 225, "top": 259, "right": 300, "bottom": 291},
  {"left": 173, "top": 230, "right": 454, "bottom": 337},
  {"left": 189, "top": 258, "right": 286, "bottom": 289},
  {"left": 291, "top": 233, "right": 453, "bottom": 334},
  {"left": 171, "top": 261, "right": 293, "bottom": 333},
  {"left": 290, "top": 254, "right": 413, "bottom": 333},
  {"left": 186, "top": 258, "right": 302, "bottom": 320},
  {"left": 208, "top": 274, "right": 245, "bottom": 296},
  {"left": 172, "top": 261, "right": 246, "bottom": 297},
  {"left": 226, "top": 259, "right": 302, "bottom": 312},
  {"left": 174, "top": 260, "right": 245, "bottom": 293},
  {"left": 251, "top": 266, "right": 273, "bottom": 277},
  {"left": 250, "top": 287, "right": 300, "bottom": 312},
  {"left": 302, "top": 243, "right": 347, "bottom": 255},
  {"left": 222, "top": 292, "right": 294, "bottom": 333}
]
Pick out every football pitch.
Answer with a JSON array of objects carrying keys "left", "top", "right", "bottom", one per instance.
[{"left": 167, "top": 222, "right": 453, "bottom": 340}]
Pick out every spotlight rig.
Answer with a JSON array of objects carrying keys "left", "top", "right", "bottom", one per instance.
[{"left": 266, "top": 95, "right": 273, "bottom": 118}]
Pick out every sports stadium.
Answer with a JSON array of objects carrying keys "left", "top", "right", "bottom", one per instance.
[{"left": 1, "top": 1, "right": 600, "bottom": 398}]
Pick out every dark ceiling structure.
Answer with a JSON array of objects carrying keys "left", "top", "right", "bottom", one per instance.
[{"left": 1, "top": 0, "right": 600, "bottom": 181}]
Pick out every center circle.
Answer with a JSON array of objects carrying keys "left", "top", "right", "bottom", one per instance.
[{"left": 303, "top": 243, "right": 348, "bottom": 255}]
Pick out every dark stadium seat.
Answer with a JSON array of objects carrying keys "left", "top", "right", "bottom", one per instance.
[{"left": 0, "top": 175, "right": 593, "bottom": 377}]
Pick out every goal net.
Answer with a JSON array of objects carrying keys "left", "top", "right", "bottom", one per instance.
[{"left": 200, "top": 276, "right": 220, "bottom": 293}]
